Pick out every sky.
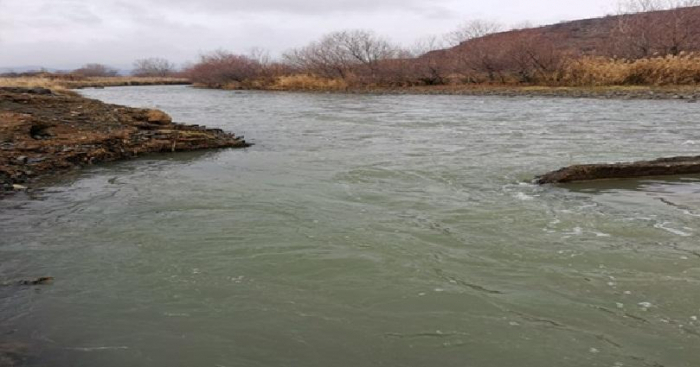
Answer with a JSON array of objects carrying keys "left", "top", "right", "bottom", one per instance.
[{"left": 0, "top": 0, "right": 617, "bottom": 70}]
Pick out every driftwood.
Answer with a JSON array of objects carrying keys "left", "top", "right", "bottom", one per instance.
[{"left": 536, "top": 156, "right": 700, "bottom": 184}]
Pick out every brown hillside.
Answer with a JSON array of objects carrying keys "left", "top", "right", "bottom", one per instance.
[{"left": 427, "top": 6, "right": 700, "bottom": 59}]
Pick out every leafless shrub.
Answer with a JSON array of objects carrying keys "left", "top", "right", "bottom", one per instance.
[
  {"left": 185, "top": 51, "right": 263, "bottom": 88},
  {"left": 611, "top": 0, "right": 700, "bottom": 58},
  {"left": 72, "top": 63, "right": 119, "bottom": 77},
  {"left": 283, "top": 30, "right": 403, "bottom": 80},
  {"left": 132, "top": 58, "right": 177, "bottom": 77},
  {"left": 444, "top": 20, "right": 503, "bottom": 46}
]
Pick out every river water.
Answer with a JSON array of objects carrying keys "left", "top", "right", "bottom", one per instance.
[{"left": 1, "top": 86, "right": 699, "bottom": 367}]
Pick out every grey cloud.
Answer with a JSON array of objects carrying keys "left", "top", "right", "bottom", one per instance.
[
  {"left": 0, "top": 0, "right": 615, "bottom": 69},
  {"left": 145, "top": 0, "right": 450, "bottom": 14}
]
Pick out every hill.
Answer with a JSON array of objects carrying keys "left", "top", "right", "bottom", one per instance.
[{"left": 427, "top": 6, "right": 700, "bottom": 60}]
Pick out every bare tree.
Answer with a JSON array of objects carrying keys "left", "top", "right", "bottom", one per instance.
[
  {"left": 617, "top": 0, "right": 699, "bottom": 13},
  {"left": 185, "top": 50, "right": 263, "bottom": 87},
  {"left": 72, "top": 63, "right": 118, "bottom": 77},
  {"left": 612, "top": 0, "right": 700, "bottom": 57},
  {"left": 409, "top": 35, "right": 447, "bottom": 57},
  {"left": 248, "top": 47, "right": 272, "bottom": 66},
  {"left": 283, "top": 30, "right": 402, "bottom": 79},
  {"left": 444, "top": 19, "right": 503, "bottom": 46},
  {"left": 132, "top": 58, "right": 177, "bottom": 77}
]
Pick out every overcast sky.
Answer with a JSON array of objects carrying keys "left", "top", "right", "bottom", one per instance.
[{"left": 0, "top": 0, "right": 617, "bottom": 70}]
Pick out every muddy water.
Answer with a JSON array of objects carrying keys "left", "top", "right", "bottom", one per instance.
[{"left": 1, "top": 86, "right": 699, "bottom": 367}]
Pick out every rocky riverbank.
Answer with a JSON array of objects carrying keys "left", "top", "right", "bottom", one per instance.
[
  {"left": 536, "top": 155, "right": 700, "bottom": 184},
  {"left": 0, "top": 87, "right": 248, "bottom": 196}
]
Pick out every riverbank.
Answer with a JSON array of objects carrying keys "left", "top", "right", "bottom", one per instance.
[
  {"left": 374, "top": 85, "right": 700, "bottom": 101},
  {"left": 0, "top": 76, "right": 190, "bottom": 96},
  {"left": 4, "top": 76, "right": 698, "bottom": 101},
  {"left": 0, "top": 87, "right": 248, "bottom": 197},
  {"left": 201, "top": 81, "right": 700, "bottom": 101}
]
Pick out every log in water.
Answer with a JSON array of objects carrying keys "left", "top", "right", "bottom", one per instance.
[{"left": 537, "top": 155, "right": 700, "bottom": 184}]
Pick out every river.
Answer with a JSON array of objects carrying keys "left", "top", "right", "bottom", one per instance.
[{"left": 1, "top": 86, "right": 699, "bottom": 366}]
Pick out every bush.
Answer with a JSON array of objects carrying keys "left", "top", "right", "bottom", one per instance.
[{"left": 185, "top": 51, "right": 263, "bottom": 88}]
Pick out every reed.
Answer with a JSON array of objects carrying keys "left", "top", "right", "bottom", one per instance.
[
  {"left": 559, "top": 54, "right": 700, "bottom": 86},
  {"left": 269, "top": 75, "right": 349, "bottom": 91},
  {"left": 0, "top": 76, "right": 189, "bottom": 92}
]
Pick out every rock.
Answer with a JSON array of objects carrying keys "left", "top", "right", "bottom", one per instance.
[
  {"left": 0, "top": 87, "right": 52, "bottom": 95},
  {"left": 0, "top": 88, "right": 249, "bottom": 197},
  {"left": 537, "top": 155, "right": 700, "bottom": 184},
  {"left": 19, "top": 277, "right": 54, "bottom": 286},
  {"left": 26, "top": 157, "right": 46, "bottom": 164},
  {"left": 146, "top": 109, "right": 172, "bottom": 125}
]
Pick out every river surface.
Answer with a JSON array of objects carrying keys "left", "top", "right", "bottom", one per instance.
[{"left": 1, "top": 86, "right": 700, "bottom": 367}]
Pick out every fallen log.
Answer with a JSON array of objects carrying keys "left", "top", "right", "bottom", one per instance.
[{"left": 536, "top": 155, "right": 700, "bottom": 184}]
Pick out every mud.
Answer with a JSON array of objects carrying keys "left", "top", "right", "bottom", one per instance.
[{"left": 0, "top": 87, "right": 249, "bottom": 195}]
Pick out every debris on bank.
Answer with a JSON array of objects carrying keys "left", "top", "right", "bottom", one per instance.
[
  {"left": 0, "top": 87, "right": 249, "bottom": 195},
  {"left": 536, "top": 156, "right": 700, "bottom": 184}
]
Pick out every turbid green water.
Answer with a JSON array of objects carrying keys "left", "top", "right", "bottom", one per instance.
[{"left": 1, "top": 86, "right": 699, "bottom": 367}]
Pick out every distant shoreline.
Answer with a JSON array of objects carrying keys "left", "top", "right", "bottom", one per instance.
[
  {"left": 0, "top": 86, "right": 248, "bottom": 198},
  {"left": 0, "top": 76, "right": 191, "bottom": 95},
  {"left": 2, "top": 75, "right": 698, "bottom": 102},
  {"left": 197, "top": 83, "right": 700, "bottom": 101}
]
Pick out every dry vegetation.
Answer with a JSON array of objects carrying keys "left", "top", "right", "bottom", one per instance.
[
  {"left": 0, "top": 75, "right": 189, "bottom": 94},
  {"left": 180, "top": 2, "right": 700, "bottom": 93},
  {"left": 560, "top": 54, "right": 700, "bottom": 86},
  {"left": 4, "top": 1, "right": 697, "bottom": 95}
]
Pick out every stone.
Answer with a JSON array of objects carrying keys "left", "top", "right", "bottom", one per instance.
[{"left": 146, "top": 109, "right": 173, "bottom": 125}]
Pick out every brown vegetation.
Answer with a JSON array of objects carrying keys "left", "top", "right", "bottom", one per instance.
[
  {"left": 72, "top": 63, "right": 119, "bottom": 77},
  {"left": 0, "top": 75, "right": 190, "bottom": 93},
  {"left": 132, "top": 58, "right": 178, "bottom": 77},
  {"left": 183, "top": 4, "right": 700, "bottom": 93},
  {"left": 0, "top": 87, "right": 248, "bottom": 194}
]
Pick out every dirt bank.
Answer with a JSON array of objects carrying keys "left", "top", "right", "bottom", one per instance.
[
  {"left": 536, "top": 156, "right": 700, "bottom": 184},
  {"left": 0, "top": 87, "right": 248, "bottom": 196},
  {"left": 205, "top": 83, "right": 700, "bottom": 101}
]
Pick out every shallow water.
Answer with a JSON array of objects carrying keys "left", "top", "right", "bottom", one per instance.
[{"left": 1, "top": 86, "right": 699, "bottom": 367}]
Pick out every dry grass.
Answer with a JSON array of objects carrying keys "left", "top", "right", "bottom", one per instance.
[
  {"left": 0, "top": 76, "right": 190, "bottom": 93},
  {"left": 560, "top": 53, "right": 700, "bottom": 86},
  {"left": 0, "top": 77, "right": 73, "bottom": 94},
  {"left": 269, "top": 75, "right": 349, "bottom": 91}
]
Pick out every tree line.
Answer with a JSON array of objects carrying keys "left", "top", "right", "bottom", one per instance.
[
  {"left": 183, "top": 0, "right": 700, "bottom": 89},
  {"left": 6, "top": 1, "right": 698, "bottom": 87}
]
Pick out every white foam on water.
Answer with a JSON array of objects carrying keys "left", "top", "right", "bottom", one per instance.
[
  {"left": 69, "top": 346, "right": 129, "bottom": 352},
  {"left": 564, "top": 227, "right": 584, "bottom": 236},
  {"left": 654, "top": 222, "right": 692, "bottom": 237},
  {"left": 164, "top": 313, "right": 190, "bottom": 317},
  {"left": 514, "top": 192, "right": 535, "bottom": 201}
]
